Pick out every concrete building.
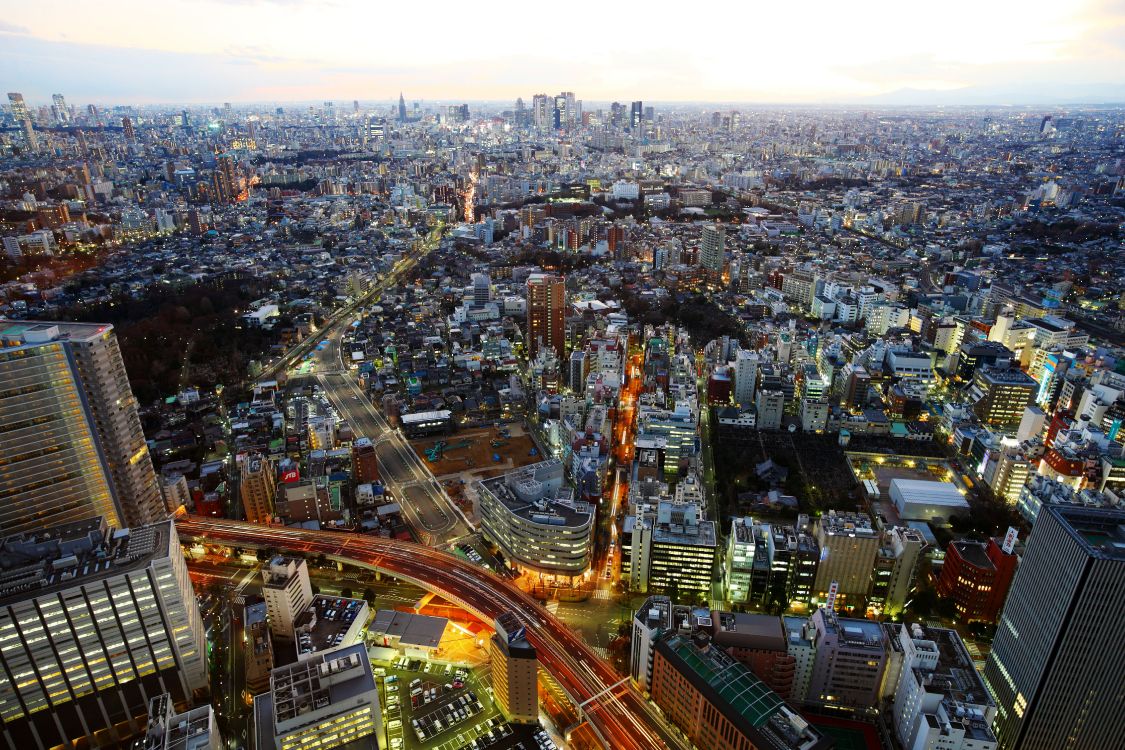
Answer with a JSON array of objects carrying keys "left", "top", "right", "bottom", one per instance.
[
  {"left": 0, "top": 517, "right": 207, "bottom": 749},
  {"left": 369, "top": 610, "right": 448, "bottom": 659},
  {"left": 983, "top": 506, "right": 1125, "bottom": 750},
  {"left": 782, "top": 616, "right": 818, "bottom": 704},
  {"left": 889, "top": 624, "right": 998, "bottom": 750},
  {"left": 971, "top": 367, "right": 1037, "bottom": 425},
  {"left": 253, "top": 644, "right": 381, "bottom": 750},
  {"left": 244, "top": 597, "right": 275, "bottom": 697},
  {"left": 0, "top": 321, "right": 165, "bottom": 535},
  {"left": 812, "top": 511, "right": 881, "bottom": 609},
  {"left": 869, "top": 527, "right": 926, "bottom": 617},
  {"left": 733, "top": 349, "right": 759, "bottom": 409},
  {"left": 490, "top": 613, "right": 538, "bottom": 724},
  {"left": 806, "top": 608, "right": 888, "bottom": 714},
  {"left": 755, "top": 387, "right": 785, "bottom": 430},
  {"left": 261, "top": 556, "right": 314, "bottom": 640},
  {"left": 650, "top": 633, "right": 832, "bottom": 750},
  {"left": 629, "top": 596, "right": 695, "bottom": 694},
  {"left": 708, "top": 612, "right": 797, "bottom": 700},
  {"left": 478, "top": 460, "right": 595, "bottom": 579},
  {"left": 138, "top": 693, "right": 219, "bottom": 750},
  {"left": 890, "top": 479, "right": 970, "bottom": 523},
  {"left": 699, "top": 224, "right": 725, "bottom": 277},
  {"left": 240, "top": 454, "right": 276, "bottom": 524}
]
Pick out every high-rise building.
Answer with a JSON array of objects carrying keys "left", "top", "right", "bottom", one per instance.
[
  {"left": 243, "top": 596, "right": 274, "bottom": 696},
  {"left": 253, "top": 644, "right": 382, "bottom": 750},
  {"left": 240, "top": 453, "right": 276, "bottom": 523},
  {"left": 812, "top": 511, "right": 881, "bottom": 609},
  {"left": 398, "top": 92, "right": 407, "bottom": 122},
  {"left": 261, "top": 556, "right": 314, "bottom": 640},
  {"left": 51, "top": 93, "right": 69, "bottom": 124},
  {"left": 733, "top": 349, "right": 759, "bottom": 409},
  {"left": 805, "top": 608, "right": 888, "bottom": 714},
  {"left": 525, "top": 273, "right": 565, "bottom": 362},
  {"left": 122, "top": 115, "right": 136, "bottom": 144},
  {"left": 0, "top": 321, "right": 165, "bottom": 534},
  {"left": 699, "top": 224, "right": 725, "bottom": 277},
  {"left": 630, "top": 100, "right": 643, "bottom": 131},
  {"left": 936, "top": 537, "right": 1018, "bottom": 623},
  {"left": 490, "top": 613, "right": 538, "bottom": 723},
  {"left": 983, "top": 506, "right": 1125, "bottom": 749},
  {"left": 0, "top": 517, "right": 207, "bottom": 748},
  {"left": 7, "top": 92, "right": 38, "bottom": 152}
]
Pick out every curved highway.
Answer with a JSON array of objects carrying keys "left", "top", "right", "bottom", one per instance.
[{"left": 176, "top": 516, "right": 688, "bottom": 750}]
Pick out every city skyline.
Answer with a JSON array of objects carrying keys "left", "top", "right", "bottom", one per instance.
[{"left": 2, "top": 0, "right": 1124, "bottom": 104}]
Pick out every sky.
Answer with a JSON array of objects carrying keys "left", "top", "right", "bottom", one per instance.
[{"left": 2, "top": 0, "right": 1124, "bottom": 105}]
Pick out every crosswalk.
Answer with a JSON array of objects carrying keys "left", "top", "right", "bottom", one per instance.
[
  {"left": 593, "top": 588, "right": 612, "bottom": 600},
  {"left": 590, "top": 646, "right": 608, "bottom": 659}
]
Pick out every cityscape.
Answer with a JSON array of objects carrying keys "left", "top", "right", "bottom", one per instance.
[{"left": 2, "top": 5, "right": 1125, "bottom": 750}]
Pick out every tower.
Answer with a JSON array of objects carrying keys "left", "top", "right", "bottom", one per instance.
[
  {"left": 490, "top": 613, "right": 538, "bottom": 723},
  {"left": 7, "top": 92, "right": 38, "bottom": 152},
  {"left": 398, "top": 92, "right": 407, "bottom": 122},
  {"left": 982, "top": 506, "right": 1125, "bottom": 749},
  {"left": 122, "top": 115, "right": 136, "bottom": 144},
  {"left": 525, "top": 273, "right": 565, "bottom": 361},
  {"left": 699, "top": 224, "right": 726, "bottom": 277},
  {"left": 0, "top": 321, "right": 165, "bottom": 533},
  {"left": 630, "top": 100, "right": 643, "bottom": 131}
]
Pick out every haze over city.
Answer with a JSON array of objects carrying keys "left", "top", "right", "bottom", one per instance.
[{"left": 3, "top": 0, "right": 1125, "bottom": 103}]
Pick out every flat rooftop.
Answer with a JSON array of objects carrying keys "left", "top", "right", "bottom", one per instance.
[
  {"left": 0, "top": 517, "right": 168, "bottom": 606},
  {"left": 480, "top": 459, "right": 593, "bottom": 529},
  {"left": 1050, "top": 505, "right": 1125, "bottom": 561},
  {"left": 295, "top": 594, "right": 367, "bottom": 659},
  {"left": 269, "top": 643, "right": 375, "bottom": 727},
  {"left": 369, "top": 609, "right": 448, "bottom": 649},
  {"left": 0, "top": 319, "right": 115, "bottom": 347}
]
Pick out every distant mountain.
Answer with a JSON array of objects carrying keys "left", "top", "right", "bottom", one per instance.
[{"left": 856, "top": 84, "right": 1125, "bottom": 107}]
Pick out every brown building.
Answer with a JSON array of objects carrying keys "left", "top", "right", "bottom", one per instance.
[
  {"left": 353, "top": 437, "right": 380, "bottom": 484},
  {"left": 490, "top": 613, "right": 538, "bottom": 723},
  {"left": 526, "top": 273, "right": 565, "bottom": 361},
  {"left": 936, "top": 537, "right": 1019, "bottom": 623},
  {"left": 650, "top": 633, "right": 832, "bottom": 750},
  {"left": 239, "top": 453, "right": 276, "bottom": 524},
  {"left": 707, "top": 612, "right": 796, "bottom": 700},
  {"left": 971, "top": 366, "right": 1037, "bottom": 425}
]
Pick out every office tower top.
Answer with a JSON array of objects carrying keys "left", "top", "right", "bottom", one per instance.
[
  {"left": 0, "top": 320, "right": 165, "bottom": 534},
  {"left": 0, "top": 516, "right": 207, "bottom": 748},
  {"left": 525, "top": 273, "right": 565, "bottom": 362},
  {"left": 491, "top": 612, "right": 538, "bottom": 723},
  {"left": 398, "top": 92, "right": 407, "bottom": 122},
  {"left": 983, "top": 505, "right": 1125, "bottom": 749}
]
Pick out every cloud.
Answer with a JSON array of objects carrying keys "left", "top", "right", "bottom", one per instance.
[{"left": 0, "top": 21, "right": 31, "bottom": 34}]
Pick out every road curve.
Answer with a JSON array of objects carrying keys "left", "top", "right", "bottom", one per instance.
[{"left": 176, "top": 516, "right": 688, "bottom": 750}]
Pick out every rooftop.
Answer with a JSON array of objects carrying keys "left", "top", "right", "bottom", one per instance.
[
  {"left": 479, "top": 459, "right": 593, "bottom": 529},
  {"left": 269, "top": 643, "right": 375, "bottom": 729},
  {"left": 369, "top": 609, "right": 448, "bottom": 649},
  {"left": 0, "top": 319, "right": 115, "bottom": 348},
  {"left": 294, "top": 594, "right": 367, "bottom": 659},
  {"left": 0, "top": 517, "right": 169, "bottom": 606}
]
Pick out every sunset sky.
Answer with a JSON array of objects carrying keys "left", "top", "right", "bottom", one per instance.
[{"left": 2, "top": 0, "right": 1124, "bottom": 104}]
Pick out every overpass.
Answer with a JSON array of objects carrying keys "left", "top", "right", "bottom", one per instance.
[{"left": 176, "top": 516, "right": 689, "bottom": 750}]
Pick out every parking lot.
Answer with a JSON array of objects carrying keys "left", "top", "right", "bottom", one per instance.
[{"left": 376, "top": 656, "right": 553, "bottom": 750}]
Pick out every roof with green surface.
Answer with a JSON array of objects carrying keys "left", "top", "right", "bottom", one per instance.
[{"left": 660, "top": 633, "right": 783, "bottom": 727}]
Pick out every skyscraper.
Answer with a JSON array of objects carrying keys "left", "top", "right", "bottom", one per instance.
[
  {"left": 398, "top": 92, "right": 407, "bottom": 122},
  {"left": 700, "top": 224, "right": 726, "bottom": 277},
  {"left": 0, "top": 516, "right": 207, "bottom": 748},
  {"left": 0, "top": 321, "right": 165, "bottom": 534},
  {"left": 51, "top": 93, "right": 69, "bottom": 124},
  {"left": 983, "top": 506, "right": 1125, "bottom": 749},
  {"left": 630, "top": 100, "right": 643, "bottom": 131},
  {"left": 525, "top": 273, "right": 565, "bottom": 361},
  {"left": 122, "top": 115, "right": 136, "bottom": 144},
  {"left": 7, "top": 92, "right": 38, "bottom": 152}
]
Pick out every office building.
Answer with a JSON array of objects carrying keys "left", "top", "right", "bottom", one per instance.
[
  {"left": 812, "top": 511, "right": 880, "bottom": 609},
  {"left": 244, "top": 597, "right": 275, "bottom": 696},
  {"left": 630, "top": 100, "right": 643, "bottom": 130},
  {"left": 709, "top": 611, "right": 798, "bottom": 700},
  {"left": 0, "top": 321, "right": 165, "bottom": 534},
  {"left": 490, "top": 613, "right": 538, "bottom": 724},
  {"left": 868, "top": 527, "right": 926, "bottom": 617},
  {"left": 253, "top": 644, "right": 381, "bottom": 750},
  {"left": 7, "top": 93, "right": 38, "bottom": 152},
  {"left": 262, "top": 556, "right": 314, "bottom": 640},
  {"left": 478, "top": 460, "right": 594, "bottom": 579},
  {"left": 936, "top": 537, "right": 1018, "bottom": 624},
  {"left": 888, "top": 624, "right": 997, "bottom": 750},
  {"left": 650, "top": 633, "right": 832, "bottom": 750},
  {"left": 0, "top": 517, "right": 207, "bottom": 749},
  {"left": 138, "top": 693, "right": 219, "bottom": 750},
  {"left": 782, "top": 616, "right": 818, "bottom": 704},
  {"left": 525, "top": 273, "right": 565, "bottom": 362},
  {"left": 240, "top": 454, "right": 276, "bottom": 524},
  {"left": 971, "top": 367, "right": 1037, "bottom": 425},
  {"left": 733, "top": 349, "right": 759, "bottom": 409},
  {"left": 630, "top": 596, "right": 695, "bottom": 694},
  {"left": 806, "top": 608, "right": 887, "bottom": 714},
  {"left": 983, "top": 506, "right": 1125, "bottom": 749}
]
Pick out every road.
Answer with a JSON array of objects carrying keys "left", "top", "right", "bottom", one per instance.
[
  {"left": 177, "top": 516, "right": 690, "bottom": 750},
  {"left": 311, "top": 332, "right": 471, "bottom": 544},
  {"left": 257, "top": 223, "right": 445, "bottom": 383}
]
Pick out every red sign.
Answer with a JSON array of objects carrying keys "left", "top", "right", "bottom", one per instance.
[{"left": 280, "top": 469, "right": 301, "bottom": 483}]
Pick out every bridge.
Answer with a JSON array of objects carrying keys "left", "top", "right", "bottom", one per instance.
[{"left": 176, "top": 516, "right": 689, "bottom": 750}]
